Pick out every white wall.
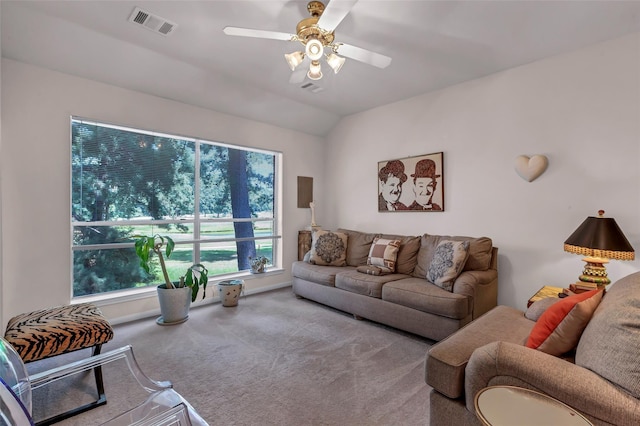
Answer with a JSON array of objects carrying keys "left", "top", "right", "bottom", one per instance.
[
  {"left": 323, "top": 33, "right": 640, "bottom": 310},
  {"left": 2, "top": 32, "right": 639, "bottom": 325},
  {"left": 0, "top": 59, "right": 325, "bottom": 324}
]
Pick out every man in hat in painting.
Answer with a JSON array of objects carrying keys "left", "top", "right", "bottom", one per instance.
[
  {"left": 407, "top": 158, "right": 442, "bottom": 211},
  {"left": 378, "top": 160, "right": 408, "bottom": 211}
]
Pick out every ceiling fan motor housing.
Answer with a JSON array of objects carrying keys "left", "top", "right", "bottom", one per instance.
[
  {"left": 297, "top": 1, "right": 335, "bottom": 47},
  {"left": 307, "top": 1, "right": 325, "bottom": 17}
]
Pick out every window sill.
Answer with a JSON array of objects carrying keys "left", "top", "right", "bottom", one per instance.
[{"left": 72, "top": 268, "right": 286, "bottom": 307}]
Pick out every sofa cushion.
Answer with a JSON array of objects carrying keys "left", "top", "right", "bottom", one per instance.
[
  {"left": 309, "top": 230, "right": 348, "bottom": 266},
  {"left": 367, "top": 237, "right": 401, "bottom": 273},
  {"left": 426, "top": 305, "right": 534, "bottom": 399},
  {"left": 335, "top": 270, "right": 408, "bottom": 298},
  {"left": 526, "top": 289, "right": 603, "bottom": 356},
  {"left": 292, "top": 261, "right": 355, "bottom": 287},
  {"left": 576, "top": 272, "right": 640, "bottom": 399},
  {"left": 413, "top": 235, "right": 493, "bottom": 278},
  {"left": 382, "top": 277, "right": 470, "bottom": 319},
  {"left": 337, "top": 228, "right": 378, "bottom": 266},
  {"left": 379, "top": 234, "right": 420, "bottom": 275},
  {"left": 426, "top": 240, "right": 470, "bottom": 291},
  {"left": 461, "top": 237, "right": 493, "bottom": 271}
]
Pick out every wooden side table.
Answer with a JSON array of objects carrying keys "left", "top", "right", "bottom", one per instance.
[
  {"left": 527, "top": 285, "right": 564, "bottom": 307},
  {"left": 298, "top": 230, "right": 312, "bottom": 261},
  {"left": 475, "top": 386, "right": 592, "bottom": 426}
]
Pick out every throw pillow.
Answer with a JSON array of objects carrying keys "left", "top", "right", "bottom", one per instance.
[
  {"left": 525, "top": 297, "right": 560, "bottom": 322},
  {"left": 356, "top": 265, "right": 390, "bottom": 276},
  {"left": 378, "top": 234, "right": 421, "bottom": 275},
  {"left": 426, "top": 240, "right": 470, "bottom": 291},
  {"left": 526, "top": 289, "right": 603, "bottom": 356},
  {"left": 413, "top": 235, "right": 493, "bottom": 279},
  {"left": 367, "top": 237, "right": 401, "bottom": 274},
  {"left": 308, "top": 230, "right": 348, "bottom": 266}
]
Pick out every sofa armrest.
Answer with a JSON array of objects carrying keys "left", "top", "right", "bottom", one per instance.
[
  {"left": 452, "top": 270, "right": 497, "bottom": 297},
  {"left": 466, "top": 341, "right": 640, "bottom": 425},
  {"left": 453, "top": 269, "right": 498, "bottom": 319}
]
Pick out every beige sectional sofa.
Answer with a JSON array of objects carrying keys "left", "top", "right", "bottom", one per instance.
[
  {"left": 292, "top": 229, "right": 498, "bottom": 341},
  {"left": 426, "top": 271, "right": 640, "bottom": 426}
]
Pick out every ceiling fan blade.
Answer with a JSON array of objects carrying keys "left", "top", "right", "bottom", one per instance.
[
  {"left": 223, "top": 26, "right": 295, "bottom": 41},
  {"left": 289, "top": 68, "right": 307, "bottom": 84},
  {"left": 337, "top": 43, "right": 392, "bottom": 69},
  {"left": 317, "top": 0, "right": 358, "bottom": 32}
]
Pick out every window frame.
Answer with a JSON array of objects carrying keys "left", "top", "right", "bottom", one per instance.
[{"left": 70, "top": 117, "right": 282, "bottom": 303}]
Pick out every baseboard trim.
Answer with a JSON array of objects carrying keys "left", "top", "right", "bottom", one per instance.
[{"left": 109, "top": 281, "right": 292, "bottom": 326}]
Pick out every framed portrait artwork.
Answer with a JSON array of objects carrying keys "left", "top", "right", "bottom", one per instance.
[{"left": 377, "top": 152, "right": 444, "bottom": 212}]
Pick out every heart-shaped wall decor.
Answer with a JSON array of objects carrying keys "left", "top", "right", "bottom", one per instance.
[{"left": 515, "top": 155, "right": 548, "bottom": 182}]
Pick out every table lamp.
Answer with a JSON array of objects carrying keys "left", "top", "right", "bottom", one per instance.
[{"left": 564, "top": 210, "right": 635, "bottom": 287}]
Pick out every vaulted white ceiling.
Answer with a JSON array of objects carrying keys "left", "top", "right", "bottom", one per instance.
[{"left": 3, "top": 1, "right": 640, "bottom": 136}]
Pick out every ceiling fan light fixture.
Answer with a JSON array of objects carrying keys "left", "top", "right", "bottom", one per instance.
[
  {"left": 307, "top": 60, "right": 323, "bottom": 80},
  {"left": 285, "top": 51, "right": 305, "bottom": 71},
  {"left": 305, "top": 38, "right": 324, "bottom": 61},
  {"left": 326, "top": 53, "right": 345, "bottom": 74},
  {"left": 224, "top": 1, "right": 393, "bottom": 82}
]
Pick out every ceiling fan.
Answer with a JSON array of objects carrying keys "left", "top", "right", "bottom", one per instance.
[{"left": 223, "top": 0, "right": 392, "bottom": 83}]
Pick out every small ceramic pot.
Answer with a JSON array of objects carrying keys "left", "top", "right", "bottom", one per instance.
[{"left": 217, "top": 279, "right": 244, "bottom": 307}]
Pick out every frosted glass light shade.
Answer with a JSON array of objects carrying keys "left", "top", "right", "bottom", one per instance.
[
  {"left": 326, "top": 53, "right": 345, "bottom": 74},
  {"left": 307, "top": 60, "right": 323, "bottom": 80},
  {"left": 284, "top": 51, "right": 304, "bottom": 71}
]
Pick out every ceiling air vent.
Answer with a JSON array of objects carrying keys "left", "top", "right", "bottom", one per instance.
[
  {"left": 300, "top": 82, "right": 324, "bottom": 94},
  {"left": 128, "top": 7, "right": 177, "bottom": 36}
]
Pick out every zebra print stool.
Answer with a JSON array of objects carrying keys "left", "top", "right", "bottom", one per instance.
[{"left": 4, "top": 303, "right": 114, "bottom": 425}]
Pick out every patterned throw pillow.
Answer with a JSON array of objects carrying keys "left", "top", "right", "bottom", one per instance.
[
  {"left": 309, "top": 230, "right": 348, "bottom": 266},
  {"left": 527, "top": 289, "right": 603, "bottom": 356},
  {"left": 426, "top": 240, "right": 470, "bottom": 291},
  {"left": 367, "top": 237, "right": 401, "bottom": 274}
]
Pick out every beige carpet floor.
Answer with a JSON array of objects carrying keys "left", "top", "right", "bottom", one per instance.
[{"left": 28, "top": 287, "right": 433, "bottom": 425}]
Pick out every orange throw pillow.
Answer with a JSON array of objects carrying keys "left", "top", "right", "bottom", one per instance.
[{"left": 526, "top": 289, "right": 603, "bottom": 356}]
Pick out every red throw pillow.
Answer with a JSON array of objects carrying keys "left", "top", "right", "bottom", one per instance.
[{"left": 526, "top": 289, "right": 603, "bottom": 356}]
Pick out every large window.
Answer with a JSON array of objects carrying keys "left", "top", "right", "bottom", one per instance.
[{"left": 71, "top": 118, "right": 280, "bottom": 298}]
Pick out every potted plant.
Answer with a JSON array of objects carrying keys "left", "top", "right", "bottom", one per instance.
[
  {"left": 249, "top": 255, "right": 269, "bottom": 274},
  {"left": 134, "top": 234, "right": 209, "bottom": 325},
  {"left": 217, "top": 279, "right": 244, "bottom": 307}
]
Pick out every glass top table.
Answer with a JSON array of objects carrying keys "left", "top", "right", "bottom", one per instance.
[{"left": 474, "top": 386, "right": 593, "bottom": 426}]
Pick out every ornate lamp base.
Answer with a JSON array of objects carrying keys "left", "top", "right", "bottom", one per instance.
[{"left": 578, "top": 257, "right": 611, "bottom": 287}]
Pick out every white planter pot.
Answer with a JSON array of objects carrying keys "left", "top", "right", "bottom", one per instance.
[
  {"left": 156, "top": 285, "right": 191, "bottom": 325},
  {"left": 217, "top": 280, "right": 244, "bottom": 307}
]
